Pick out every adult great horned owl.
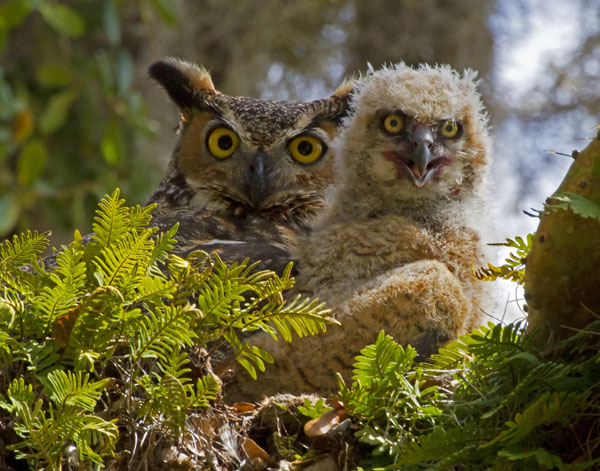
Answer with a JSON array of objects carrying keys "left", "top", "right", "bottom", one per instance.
[
  {"left": 146, "top": 58, "right": 353, "bottom": 269},
  {"left": 224, "top": 63, "right": 493, "bottom": 401}
]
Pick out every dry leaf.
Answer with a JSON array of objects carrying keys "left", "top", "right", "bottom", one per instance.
[
  {"left": 233, "top": 401, "right": 256, "bottom": 414},
  {"left": 242, "top": 437, "right": 277, "bottom": 467},
  {"left": 188, "top": 415, "right": 220, "bottom": 439},
  {"left": 304, "top": 407, "right": 348, "bottom": 437},
  {"left": 13, "top": 110, "right": 34, "bottom": 143}
]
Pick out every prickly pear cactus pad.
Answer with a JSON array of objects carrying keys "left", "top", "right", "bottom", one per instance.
[{"left": 524, "top": 129, "right": 600, "bottom": 339}]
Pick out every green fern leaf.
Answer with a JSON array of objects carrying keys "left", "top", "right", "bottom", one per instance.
[
  {"left": 93, "top": 229, "right": 155, "bottom": 288},
  {"left": 473, "top": 234, "right": 533, "bottom": 284},
  {"left": 191, "top": 374, "right": 220, "bottom": 407},
  {"left": 132, "top": 275, "right": 177, "bottom": 307},
  {"left": 91, "top": 188, "right": 130, "bottom": 248},
  {"left": 148, "top": 221, "right": 178, "bottom": 272},
  {"left": 223, "top": 328, "right": 274, "bottom": 379},
  {"left": 497, "top": 448, "right": 566, "bottom": 468},
  {"left": 0, "top": 230, "right": 50, "bottom": 269},
  {"left": 23, "top": 340, "right": 61, "bottom": 377},
  {"left": 128, "top": 202, "right": 156, "bottom": 230},
  {"left": 44, "top": 370, "right": 109, "bottom": 412},
  {"left": 352, "top": 330, "right": 417, "bottom": 386},
  {"left": 34, "top": 243, "right": 86, "bottom": 334},
  {"left": 132, "top": 304, "right": 200, "bottom": 362},
  {"left": 487, "top": 391, "right": 583, "bottom": 447}
]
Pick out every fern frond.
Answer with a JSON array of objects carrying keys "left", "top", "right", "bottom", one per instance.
[
  {"left": 488, "top": 391, "right": 584, "bottom": 447},
  {"left": 0, "top": 287, "right": 26, "bottom": 335},
  {"left": 297, "top": 397, "right": 333, "bottom": 419},
  {"left": 253, "top": 294, "right": 333, "bottom": 342},
  {"left": 131, "top": 304, "right": 200, "bottom": 363},
  {"left": 132, "top": 276, "right": 177, "bottom": 307},
  {"left": 128, "top": 202, "right": 156, "bottom": 230},
  {"left": 352, "top": 330, "right": 417, "bottom": 387},
  {"left": 1, "top": 377, "right": 117, "bottom": 468},
  {"left": 67, "top": 414, "right": 118, "bottom": 465},
  {"left": 61, "top": 286, "right": 127, "bottom": 358},
  {"left": 91, "top": 189, "right": 130, "bottom": 248},
  {"left": 396, "top": 424, "right": 484, "bottom": 467},
  {"left": 33, "top": 243, "right": 87, "bottom": 335},
  {"left": 473, "top": 234, "right": 533, "bottom": 284},
  {"left": 190, "top": 374, "right": 220, "bottom": 408},
  {"left": 0, "top": 330, "right": 23, "bottom": 365},
  {"left": 0, "top": 230, "right": 50, "bottom": 269},
  {"left": 44, "top": 370, "right": 109, "bottom": 412},
  {"left": 93, "top": 229, "right": 155, "bottom": 288},
  {"left": 137, "top": 347, "right": 218, "bottom": 436},
  {"left": 148, "top": 222, "right": 178, "bottom": 273},
  {"left": 0, "top": 377, "right": 36, "bottom": 421},
  {"left": 338, "top": 331, "right": 442, "bottom": 463},
  {"left": 23, "top": 340, "right": 61, "bottom": 377},
  {"left": 211, "top": 253, "right": 270, "bottom": 285}
]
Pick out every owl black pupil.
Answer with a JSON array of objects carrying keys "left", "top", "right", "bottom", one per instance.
[
  {"left": 298, "top": 140, "right": 313, "bottom": 156},
  {"left": 218, "top": 134, "right": 233, "bottom": 150},
  {"left": 390, "top": 119, "right": 398, "bottom": 127},
  {"left": 446, "top": 123, "right": 454, "bottom": 132}
]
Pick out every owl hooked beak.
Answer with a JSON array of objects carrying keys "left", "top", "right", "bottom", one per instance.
[
  {"left": 247, "top": 150, "right": 275, "bottom": 208},
  {"left": 385, "top": 125, "right": 450, "bottom": 188}
]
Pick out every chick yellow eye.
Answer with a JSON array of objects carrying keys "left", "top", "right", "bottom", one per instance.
[
  {"left": 207, "top": 127, "right": 239, "bottom": 159},
  {"left": 383, "top": 114, "right": 404, "bottom": 134},
  {"left": 288, "top": 135, "right": 325, "bottom": 165},
  {"left": 440, "top": 119, "right": 461, "bottom": 139}
]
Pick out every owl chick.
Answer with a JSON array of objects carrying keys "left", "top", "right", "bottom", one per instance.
[
  {"left": 222, "top": 63, "right": 492, "bottom": 401},
  {"left": 146, "top": 58, "right": 353, "bottom": 270}
]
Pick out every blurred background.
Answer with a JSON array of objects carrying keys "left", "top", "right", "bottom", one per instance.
[{"left": 1, "top": 0, "right": 598, "bottom": 317}]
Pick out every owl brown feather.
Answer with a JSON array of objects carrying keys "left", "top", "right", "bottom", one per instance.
[{"left": 146, "top": 58, "right": 353, "bottom": 267}]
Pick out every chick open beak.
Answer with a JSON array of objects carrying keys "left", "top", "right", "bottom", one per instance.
[{"left": 401, "top": 125, "right": 449, "bottom": 188}]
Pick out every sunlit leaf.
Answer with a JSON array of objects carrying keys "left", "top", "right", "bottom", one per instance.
[
  {"left": 39, "top": 90, "right": 78, "bottom": 134},
  {"left": 115, "top": 50, "right": 133, "bottom": 96},
  {"left": 36, "top": 63, "right": 73, "bottom": 87},
  {"left": 102, "top": 0, "right": 120, "bottom": 45},
  {"left": 549, "top": 192, "right": 600, "bottom": 221},
  {"left": 0, "top": 0, "right": 32, "bottom": 30},
  {"left": 101, "top": 120, "right": 123, "bottom": 164},
  {"left": 0, "top": 28, "right": 6, "bottom": 52},
  {"left": 149, "top": 0, "right": 177, "bottom": 25},
  {"left": 17, "top": 139, "right": 47, "bottom": 186},
  {"left": 39, "top": 3, "right": 86, "bottom": 37},
  {"left": 0, "top": 194, "right": 19, "bottom": 236},
  {"left": 12, "top": 109, "right": 33, "bottom": 143}
]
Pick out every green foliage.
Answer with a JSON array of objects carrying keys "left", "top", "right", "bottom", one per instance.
[
  {"left": 0, "top": 189, "right": 334, "bottom": 469},
  {"left": 341, "top": 323, "right": 600, "bottom": 470},
  {"left": 0, "top": 376, "right": 118, "bottom": 469},
  {"left": 546, "top": 192, "right": 600, "bottom": 220},
  {"left": 0, "top": 0, "right": 178, "bottom": 237},
  {"left": 337, "top": 331, "right": 442, "bottom": 462},
  {"left": 297, "top": 397, "right": 333, "bottom": 419},
  {"left": 473, "top": 234, "right": 533, "bottom": 284}
]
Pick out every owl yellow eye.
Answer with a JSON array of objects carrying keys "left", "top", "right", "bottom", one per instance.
[
  {"left": 440, "top": 120, "right": 461, "bottom": 139},
  {"left": 207, "top": 127, "right": 239, "bottom": 159},
  {"left": 288, "top": 135, "right": 325, "bottom": 165},
  {"left": 383, "top": 114, "right": 404, "bottom": 134}
]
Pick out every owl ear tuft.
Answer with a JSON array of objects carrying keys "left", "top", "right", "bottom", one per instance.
[
  {"left": 149, "top": 57, "right": 217, "bottom": 109},
  {"left": 314, "top": 76, "right": 356, "bottom": 124},
  {"left": 330, "top": 75, "right": 356, "bottom": 101}
]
